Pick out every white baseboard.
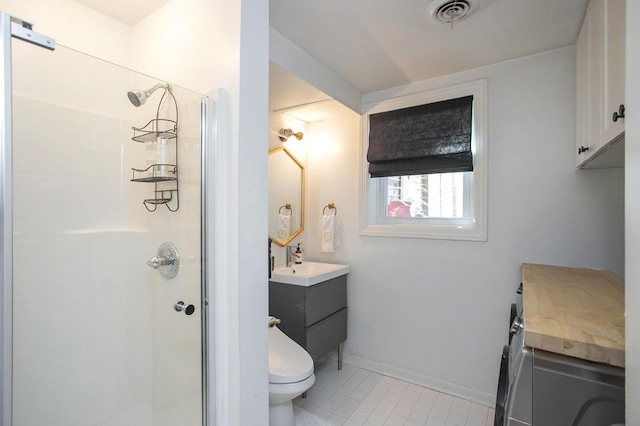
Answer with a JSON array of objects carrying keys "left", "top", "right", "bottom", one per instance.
[{"left": 327, "top": 350, "right": 496, "bottom": 407}]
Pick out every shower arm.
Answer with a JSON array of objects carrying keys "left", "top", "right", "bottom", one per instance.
[{"left": 145, "top": 83, "right": 169, "bottom": 98}]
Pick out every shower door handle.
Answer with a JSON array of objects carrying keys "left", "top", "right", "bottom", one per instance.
[{"left": 174, "top": 301, "right": 195, "bottom": 315}]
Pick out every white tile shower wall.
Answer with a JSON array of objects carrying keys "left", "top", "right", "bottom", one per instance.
[
  {"left": 12, "top": 94, "right": 138, "bottom": 425},
  {"left": 11, "top": 62, "right": 204, "bottom": 426},
  {"left": 124, "top": 90, "right": 204, "bottom": 424},
  {"left": 2, "top": 0, "right": 270, "bottom": 423},
  {"left": 132, "top": 2, "right": 271, "bottom": 423}
]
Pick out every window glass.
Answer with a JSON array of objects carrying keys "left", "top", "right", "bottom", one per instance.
[{"left": 385, "top": 172, "right": 467, "bottom": 219}]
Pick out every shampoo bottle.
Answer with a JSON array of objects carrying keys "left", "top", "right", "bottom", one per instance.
[
  {"left": 146, "top": 138, "right": 158, "bottom": 177},
  {"left": 158, "top": 136, "right": 169, "bottom": 176}
]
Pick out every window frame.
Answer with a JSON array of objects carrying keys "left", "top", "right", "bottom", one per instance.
[{"left": 359, "top": 79, "right": 488, "bottom": 241}]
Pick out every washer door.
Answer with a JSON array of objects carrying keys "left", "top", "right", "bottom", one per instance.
[{"left": 494, "top": 345, "right": 510, "bottom": 426}]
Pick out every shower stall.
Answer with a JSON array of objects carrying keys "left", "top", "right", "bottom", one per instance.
[{"left": 1, "top": 13, "right": 210, "bottom": 426}]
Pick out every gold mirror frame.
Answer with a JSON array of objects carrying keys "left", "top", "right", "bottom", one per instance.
[{"left": 268, "top": 146, "right": 305, "bottom": 247}]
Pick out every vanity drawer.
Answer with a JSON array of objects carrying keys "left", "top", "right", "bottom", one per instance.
[
  {"left": 269, "top": 272, "right": 348, "bottom": 361},
  {"left": 305, "top": 275, "right": 347, "bottom": 326},
  {"left": 306, "top": 307, "right": 347, "bottom": 357}
]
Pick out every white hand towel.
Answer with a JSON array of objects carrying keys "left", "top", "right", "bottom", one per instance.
[
  {"left": 334, "top": 215, "right": 343, "bottom": 248},
  {"left": 321, "top": 214, "right": 336, "bottom": 253},
  {"left": 278, "top": 213, "right": 291, "bottom": 239}
]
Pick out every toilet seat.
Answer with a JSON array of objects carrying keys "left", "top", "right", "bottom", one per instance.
[{"left": 268, "top": 323, "right": 313, "bottom": 384}]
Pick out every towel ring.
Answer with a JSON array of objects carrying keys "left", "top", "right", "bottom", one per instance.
[
  {"left": 323, "top": 203, "right": 337, "bottom": 215},
  {"left": 279, "top": 204, "right": 292, "bottom": 215}
]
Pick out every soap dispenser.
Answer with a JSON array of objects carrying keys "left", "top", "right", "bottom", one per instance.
[{"left": 295, "top": 243, "right": 303, "bottom": 264}]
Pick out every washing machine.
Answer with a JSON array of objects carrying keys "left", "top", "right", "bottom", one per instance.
[{"left": 494, "top": 284, "right": 625, "bottom": 426}]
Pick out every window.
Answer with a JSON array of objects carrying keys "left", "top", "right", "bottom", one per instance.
[
  {"left": 359, "top": 80, "right": 487, "bottom": 241},
  {"left": 385, "top": 172, "right": 469, "bottom": 218}
]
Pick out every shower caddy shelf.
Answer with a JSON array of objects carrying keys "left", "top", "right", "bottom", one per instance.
[
  {"left": 130, "top": 88, "right": 180, "bottom": 212},
  {"left": 131, "top": 118, "right": 177, "bottom": 142}
]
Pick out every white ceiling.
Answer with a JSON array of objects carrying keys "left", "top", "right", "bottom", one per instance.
[{"left": 270, "top": 0, "right": 589, "bottom": 94}]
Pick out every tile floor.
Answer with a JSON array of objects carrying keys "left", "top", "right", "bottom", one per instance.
[{"left": 294, "top": 359, "right": 495, "bottom": 426}]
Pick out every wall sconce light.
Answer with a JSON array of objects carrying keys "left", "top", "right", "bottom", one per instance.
[{"left": 279, "top": 128, "right": 304, "bottom": 142}]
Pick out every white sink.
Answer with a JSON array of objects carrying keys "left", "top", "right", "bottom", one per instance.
[{"left": 270, "top": 261, "right": 350, "bottom": 286}]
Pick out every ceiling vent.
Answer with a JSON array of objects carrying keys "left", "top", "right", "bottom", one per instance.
[{"left": 428, "top": 0, "right": 479, "bottom": 24}]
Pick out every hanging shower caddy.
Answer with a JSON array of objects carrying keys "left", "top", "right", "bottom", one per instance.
[{"left": 130, "top": 86, "right": 180, "bottom": 212}]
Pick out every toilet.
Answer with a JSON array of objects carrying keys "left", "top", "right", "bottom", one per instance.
[{"left": 268, "top": 316, "right": 315, "bottom": 426}]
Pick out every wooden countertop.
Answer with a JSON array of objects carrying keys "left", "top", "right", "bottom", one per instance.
[{"left": 522, "top": 263, "right": 625, "bottom": 368}]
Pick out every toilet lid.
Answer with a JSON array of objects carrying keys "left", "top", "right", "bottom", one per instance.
[{"left": 268, "top": 325, "right": 314, "bottom": 384}]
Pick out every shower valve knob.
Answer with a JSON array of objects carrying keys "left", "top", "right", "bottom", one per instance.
[
  {"left": 146, "top": 255, "right": 175, "bottom": 269},
  {"left": 147, "top": 242, "right": 180, "bottom": 279},
  {"left": 174, "top": 301, "right": 195, "bottom": 316}
]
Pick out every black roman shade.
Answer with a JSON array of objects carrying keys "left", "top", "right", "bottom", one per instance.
[{"left": 367, "top": 95, "right": 474, "bottom": 178}]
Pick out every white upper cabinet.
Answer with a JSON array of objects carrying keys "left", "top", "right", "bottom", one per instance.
[
  {"left": 576, "top": 2, "right": 601, "bottom": 166},
  {"left": 576, "top": 0, "right": 625, "bottom": 169},
  {"left": 603, "top": 0, "right": 625, "bottom": 144}
]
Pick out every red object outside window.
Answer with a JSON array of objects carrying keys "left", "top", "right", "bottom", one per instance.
[{"left": 387, "top": 200, "right": 411, "bottom": 218}]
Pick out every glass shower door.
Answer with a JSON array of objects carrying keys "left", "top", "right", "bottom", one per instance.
[{"left": 10, "top": 37, "right": 206, "bottom": 426}]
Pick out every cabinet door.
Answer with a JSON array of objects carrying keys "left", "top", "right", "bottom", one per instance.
[
  {"left": 588, "top": 0, "right": 605, "bottom": 155},
  {"left": 602, "top": 0, "right": 625, "bottom": 144},
  {"left": 576, "top": 13, "right": 591, "bottom": 166},
  {"left": 576, "top": 0, "right": 604, "bottom": 166}
]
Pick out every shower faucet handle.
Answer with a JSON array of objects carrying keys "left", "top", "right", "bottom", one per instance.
[
  {"left": 147, "top": 242, "right": 180, "bottom": 279},
  {"left": 146, "top": 255, "right": 175, "bottom": 269}
]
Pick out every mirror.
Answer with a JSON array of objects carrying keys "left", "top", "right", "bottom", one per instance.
[{"left": 268, "top": 146, "right": 305, "bottom": 246}]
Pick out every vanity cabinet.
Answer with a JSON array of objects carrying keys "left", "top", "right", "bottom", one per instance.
[
  {"left": 576, "top": 0, "right": 625, "bottom": 169},
  {"left": 269, "top": 274, "right": 347, "bottom": 366}
]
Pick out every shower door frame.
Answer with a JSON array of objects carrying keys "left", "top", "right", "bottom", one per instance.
[
  {"left": 1, "top": 12, "right": 15, "bottom": 426},
  {"left": 0, "top": 12, "right": 212, "bottom": 425}
]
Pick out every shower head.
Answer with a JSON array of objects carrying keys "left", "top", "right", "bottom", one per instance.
[{"left": 127, "top": 83, "right": 169, "bottom": 107}]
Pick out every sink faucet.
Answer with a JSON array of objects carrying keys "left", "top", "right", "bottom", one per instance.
[{"left": 286, "top": 245, "right": 301, "bottom": 267}]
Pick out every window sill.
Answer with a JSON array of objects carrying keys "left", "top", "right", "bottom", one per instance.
[{"left": 359, "top": 222, "right": 487, "bottom": 242}]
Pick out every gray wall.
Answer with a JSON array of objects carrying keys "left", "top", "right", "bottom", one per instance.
[{"left": 305, "top": 46, "right": 625, "bottom": 403}]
